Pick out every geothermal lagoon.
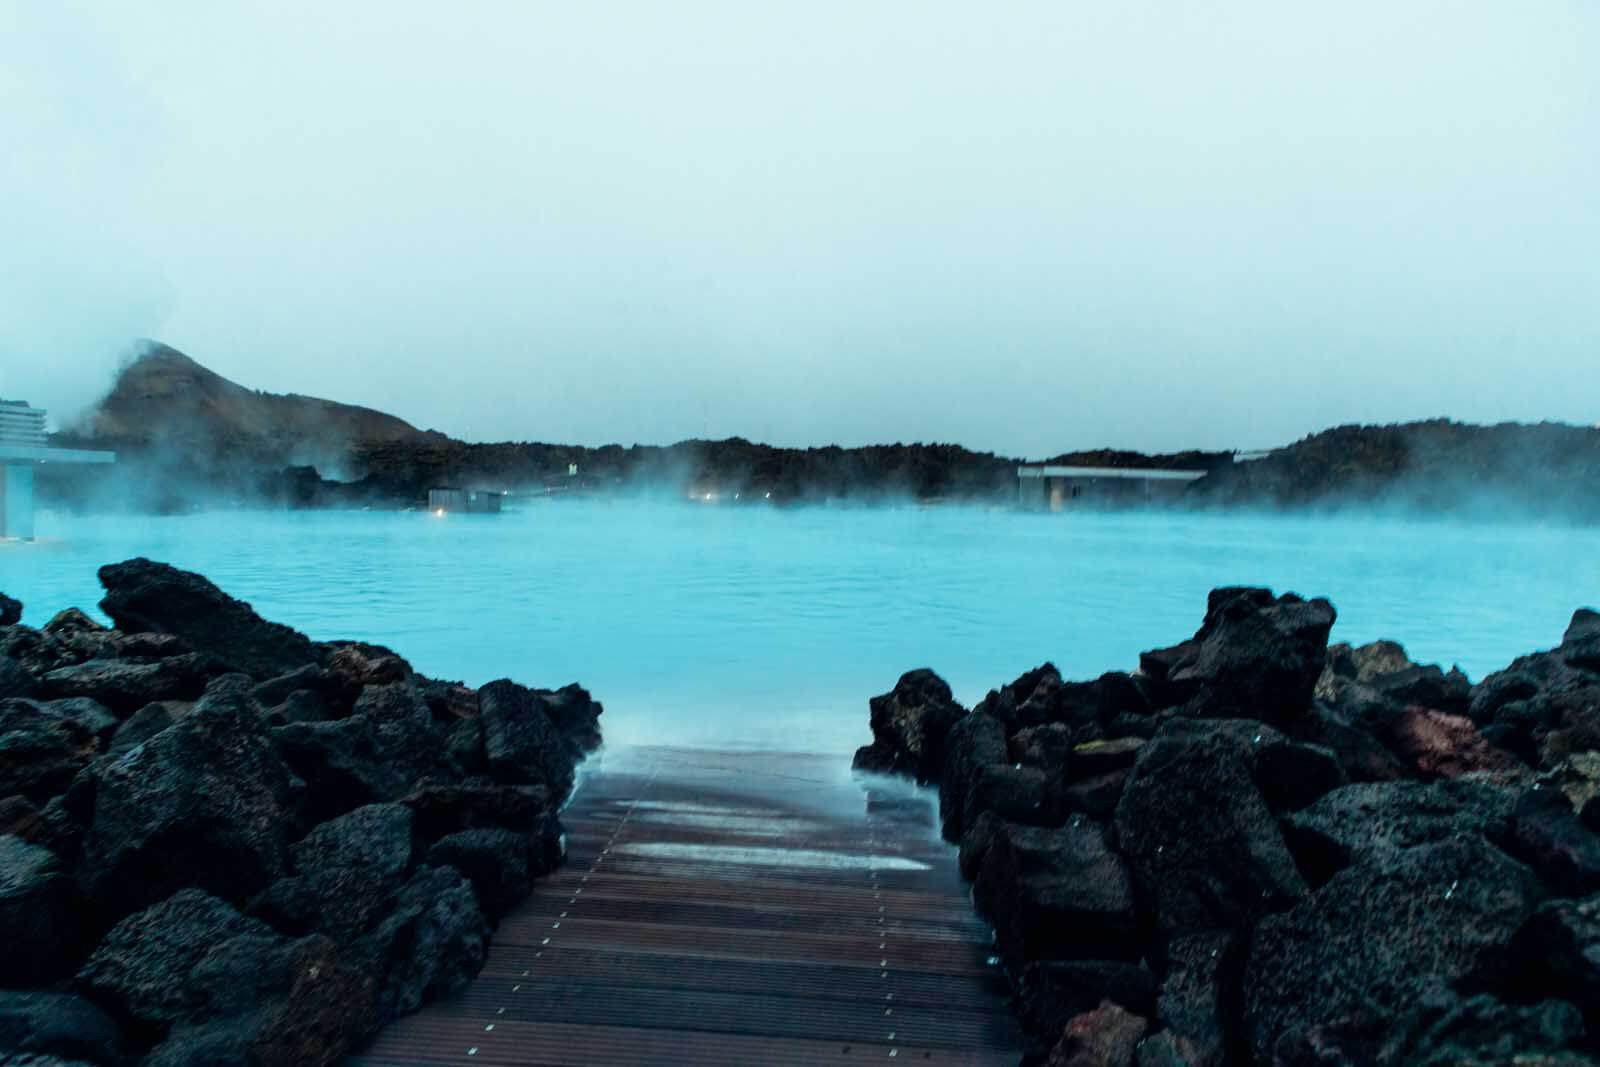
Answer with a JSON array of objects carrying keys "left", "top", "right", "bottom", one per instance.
[{"left": 6, "top": 500, "right": 1594, "bottom": 752}]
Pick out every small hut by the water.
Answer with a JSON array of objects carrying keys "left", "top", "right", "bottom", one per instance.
[{"left": 427, "top": 487, "right": 504, "bottom": 514}]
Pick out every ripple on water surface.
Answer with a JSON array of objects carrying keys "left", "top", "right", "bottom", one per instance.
[{"left": 2, "top": 502, "right": 1596, "bottom": 752}]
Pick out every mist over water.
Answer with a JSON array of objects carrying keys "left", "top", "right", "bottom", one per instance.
[{"left": 4, "top": 502, "right": 1595, "bottom": 752}]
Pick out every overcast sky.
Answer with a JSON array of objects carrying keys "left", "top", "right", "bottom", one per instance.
[{"left": 2, "top": 2, "right": 1597, "bottom": 455}]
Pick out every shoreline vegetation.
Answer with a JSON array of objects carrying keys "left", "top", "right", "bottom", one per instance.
[
  {"left": 37, "top": 342, "right": 1600, "bottom": 522},
  {"left": 0, "top": 561, "right": 601, "bottom": 1065},
  {"left": 856, "top": 587, "right": 1600, "bottom": 1064}
]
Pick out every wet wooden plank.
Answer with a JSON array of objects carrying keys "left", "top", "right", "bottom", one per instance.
[{"left": 348, "top": 747, "right": 1023, "bottom": 1066}]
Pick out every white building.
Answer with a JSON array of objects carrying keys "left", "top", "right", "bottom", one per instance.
[
  {"left": 0, "top": 400, "right": 116, "bottom": 540},
  {"left": 1016, "top": 464, "right": 1208, "bottom": 510}
]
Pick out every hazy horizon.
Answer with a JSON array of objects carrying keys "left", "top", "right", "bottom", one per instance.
[{"left": 4, "top": 2, "right": 1598, "bottom": 454}]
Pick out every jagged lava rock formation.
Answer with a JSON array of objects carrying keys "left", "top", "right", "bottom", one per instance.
[
  {"left": 0, "top": 561, "right": 600, "bottom": 1065},
  {"left": 856, "top": 588, "right": 1600, "bottom": 1065}
]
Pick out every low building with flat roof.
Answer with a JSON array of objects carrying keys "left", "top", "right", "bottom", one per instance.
[
  {"left": 428, "top": 487, "right": 503, "bottom": 514},
  {"left": 1017, "top": 463, "right": 1207, "bottom": 510},
  {"left": 0, "top": 400, "right": 116, "bottom": 539}
]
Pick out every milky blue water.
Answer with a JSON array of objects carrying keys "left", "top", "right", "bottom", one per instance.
[{"left": 2, "top": 502, "right": 1596, "bottom": 752}]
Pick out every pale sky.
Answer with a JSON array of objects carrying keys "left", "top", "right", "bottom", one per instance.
[{"left": 3, "top": 1, "right": 1597, "bottom": 455}]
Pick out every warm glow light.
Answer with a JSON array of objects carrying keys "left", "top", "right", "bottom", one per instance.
[{"left": 433, "top": 508, "right": 446, "bottom": 517}]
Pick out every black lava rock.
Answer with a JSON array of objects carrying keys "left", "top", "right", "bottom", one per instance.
[
  {"left": 1153, "top": 930, "right": 1243, "bottom": 1067},
  {"left": 1283, "top": 780, "right": 1517, "bottom": 887},
  {"left": 252, "top": 803, "right": 414, "bottom": 943},
  {"left": 39, "top": 655, "right": 215, "bottom": 716},
  {"left": 478, "top": 679, "right": 576, "bottom": 798},
  {"left": 1016, "top": 959, "right": 1156, "bottom": 1043},
  {"left": 1242, "top": 838, "right": 1543, "bottom": 1063},
  {"left": 78, "top": 888, "right": 278, "bottom": 1033},
  {"left": 0, "top": 990, "right": 124, "bottom": 1064},
  {"left": 938, "top": 710, "right": 1009, "bottom": 842},
  {"left": 98, "top": 559, "right": 318, "bottom": 679},
  {"left": 272, "top": 681, "right": 444, "bottom": 821},
  {"left": 354, "top": 866, "right": 490, "bottom": 1025},
  {"left": 1141, "top": 588, "right": 1336, "bottom": 723},
  {"left": 972, "top": 819, "right": 1138, "bottom": 969},
  {"left": 0, "top": 837, "right": 80, "bottom": 987},
  {"left": 426, "top": 828, "right": 536, "bottom": 920},
  {"left": 1113, "top": 728, "right": 1306, "bottom": 936},
  {"left": 537, "top": 683, "right": 605, "bottom": 757},
  {"left": 852, "top": 668, "right": 966, "bottom": 784},
  {"left": 0, "top": 701, "right": 100, "bottom": 802},
  {"left": 400, "top": 781, "right": 557, "bottom": 841},
  {"left": 0, "top": 658, "right": 37, "bottom": 704},
  {"left": 103, "top": 702, "right": 179, "bottom": 760},
  {"left": 79, "top": 889, "right": 374, "bottom": 1064},
  {"left": 0, "top": 562, "right": 596, "bottom": 1067},
  {"left": 1563, "top": 609, "right": 1600, "bottom": 673},
  {"left": 78, "top": 676, "right": 298, "bottom": 917},
  {"left": 1507, "top": 786, "right": 1600, "bottom": 897}
]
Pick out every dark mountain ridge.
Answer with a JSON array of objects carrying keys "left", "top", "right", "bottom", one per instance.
[
  {"left": 1194, "top": 419, "right": 1600, "bottom": 519},
  {"left": 41, "top": 342, "right": 1600, "bottom": 519},
  {"left": 64, "top": 342, "right": 445, "bottom": 476}
]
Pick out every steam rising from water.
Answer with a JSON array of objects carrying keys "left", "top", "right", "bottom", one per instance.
[{"left": 3, "top": 503, "right": 1595, "bottom": 753}]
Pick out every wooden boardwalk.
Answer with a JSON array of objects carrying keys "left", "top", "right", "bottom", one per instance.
[{"left": 349, "top": 746, "right": 1025, "bottom": 1066}]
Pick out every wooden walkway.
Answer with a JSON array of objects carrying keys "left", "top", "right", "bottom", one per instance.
[{"left": 349, "top": 746, "right": 1025, "bottom": 1066}]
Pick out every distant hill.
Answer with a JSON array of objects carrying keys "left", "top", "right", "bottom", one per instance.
[
  {"left": 344, "top": 436, "right": 1028, "bottom": 505},
  {"left": 40, "top": 342, "right": 1600, "bottom": 520},
  {"left": 67, "top": 342, "right": 445, "bottom": 474},
  {"left": 45, "top": 344, "right": 1046, "bottom": 508},
  {"left": 1194, "top": 419, "right": 1600, "bottom": 519},
  {"left": 1037, "top": 447, "right": 1235, "bottom": 473}
]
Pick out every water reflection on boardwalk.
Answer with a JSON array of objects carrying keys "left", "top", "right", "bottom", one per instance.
[{"left": 348, "top": 747, "right": 1024, "bottom": 1066}]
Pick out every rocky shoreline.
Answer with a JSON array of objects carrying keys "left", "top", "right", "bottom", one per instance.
[
  {"left": 857, "top": 589, "right": 1600, "bottom": 1065},
  {"left": 1, "top": 561, "right": 601, "bottom": 1065}
]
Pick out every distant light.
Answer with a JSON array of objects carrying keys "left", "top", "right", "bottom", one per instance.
[
  {"left": 433, "top": 508, "right": 446, "bottom": 518},
  {"left": 764, "top": 492, "right": 771, "bottom": 499}
]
